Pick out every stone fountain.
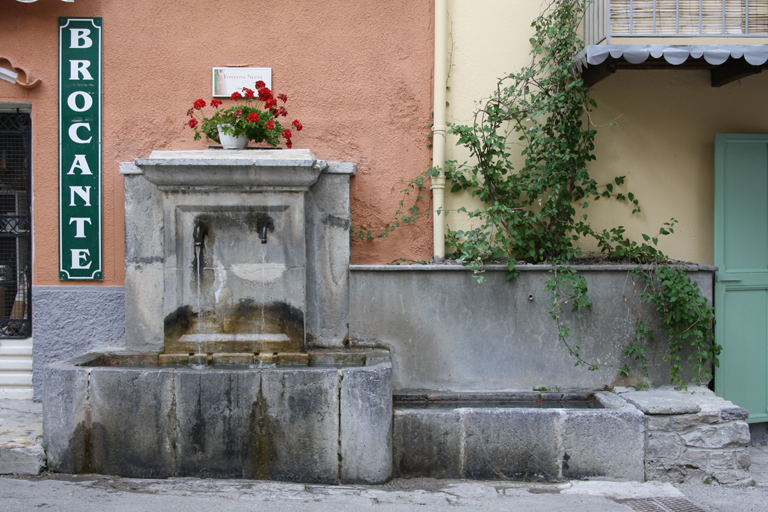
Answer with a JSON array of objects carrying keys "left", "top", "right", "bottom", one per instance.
[{"left": 42, "top": 149, "right": 392, "bottom": 483}]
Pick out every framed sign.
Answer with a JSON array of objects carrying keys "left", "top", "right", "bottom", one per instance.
[
  {"left": 212, "top": 67, "right": 271, "bottom": 98},
  {"left": 59, "top": 17, "right": 102, "bottom": 280}
]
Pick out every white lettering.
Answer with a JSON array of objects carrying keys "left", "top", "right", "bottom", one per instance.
[
  {"left": 67, "top": 155, "right": 93, "bottom": 175},
  {"left": 70, "top": 28, "right": 93, "bottom": 49},
  {"left": 69, "top": 186, "right": 91, "bottom": 206},
  {"left": 69, "top": 217, "right": 92, "bottom": 238},
  {"left": 68, "top": 123, "right": 92, "bottom": 144},
  {"left": 69, "top": 60, "right": 93, "bottom": 80},
  {"left": 70, "top": 249, "right": 92, "bottom": 269},
  {"left": 67, "top": 91, "right": 93, "bottom": 112}
]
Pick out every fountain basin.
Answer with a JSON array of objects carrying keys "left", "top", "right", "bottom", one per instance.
[
  {"left": 42, "top": 349, "right": 392, "bottom": 483},
  {"left": 393, "top": 391, "right": 645, "bottom": 481}
]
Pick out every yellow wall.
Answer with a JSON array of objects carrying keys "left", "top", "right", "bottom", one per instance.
[{"left": 444, "top": 1, "right": 768, "bottom": 265}]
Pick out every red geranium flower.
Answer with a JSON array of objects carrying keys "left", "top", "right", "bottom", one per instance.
[
  {"left": 292, "top": 120, "right": 303, "bottom": 131},
  {"left": 286, "top": 140, "right": 293, "bottom": 149},
  {"left": 211, "top": 99, "right": 222, "bottom": 108},
  {"left": 230, "top": 91, "right": 242, "bottom": 100},
  {"left": 278, "top": 94, "right": 287, "bottom": 103},
  {"left": 188, "top": 118, "right": 198, "bottom": 128},
  {"left": 258, "top": 88, "right": 273, "bottom": 101},
  {"left": 234, "top": 109, "right": 243, "bottom": 119},
  {"left": 255, "top": 80, "right": 266, "bottom": 90},
  {"left": 187, "top": 108, "right": 194, "bottom": 117},
  {"left": 244, "top": 88, "right": 255, "bottom": 99},
  {"left": 193, "top": 99, "right": 206, "bottom": 110},
  {"left": 246, "top": 112, "right": 260, "bottom": 123},
  {"left": 264, "top": 98, "right": 277, "bottom": 109},
  {"left": 279, "top": 107, "right": 288, "bottom": 117},
  {"left": 265, "top": 121, "right": 275, "bottom": 130},
  {"left": 282, "top": 129, "right": 292, "bottom": 139}
]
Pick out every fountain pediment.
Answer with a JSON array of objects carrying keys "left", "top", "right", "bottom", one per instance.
[{"left": 135, "top": 149, "right": 327, "bottom": 189}]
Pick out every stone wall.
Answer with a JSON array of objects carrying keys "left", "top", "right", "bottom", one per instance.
[
  {"left": 349, "top": 264, "right": 715, "bottom": 392},
  {"left": 620, "top": 387, "right": 753, "bottom": 485}
]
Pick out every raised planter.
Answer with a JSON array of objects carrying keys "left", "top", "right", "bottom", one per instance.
[{"left": 349, "top": 264, "right": 715, "bottom": 393}]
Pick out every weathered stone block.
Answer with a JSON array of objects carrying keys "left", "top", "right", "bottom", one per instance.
[
  {"left": 340, "top": 364, "right": 392, "bottom": 484},
  {"left": 0, "top": 445, "right": 44, "bottom": 476},
  {"left": 561, "top": 408, "right": 645, "bottom": 480},
  {"left": 41, "top": 363, "right": 89, "bottom": 473},
  {"left": 393, "top": 408, "right": 463, "bottom": 479},
  {"left": 276, "top": 352, "right": 309, "bottom": 366},
  {"left": 211, "top": 353, "right": 255, "bottom": 365},
  {"left": 260, "top": 368, "right": 341, "bottom": 484},
  {"left": 462, "top": 409, "right": 560, "bottom": 481},
  {"left": 721, "top": 407, "right": 749, "bottom": 421},
  {"left": 736, "top": 450, "right": 752, "bottom": 469},
  {"left": 175, "top": 370, "right": 261, "bottom": 478},
  {"left": 88, "top": 367, "right": 176, "bottom": 477},
  {"left": 188, "top": 354, "right": 208, "bottom": 365},
  {"left": 681, "top": 422, "right": 750, "bottom": 449},
  {"left": 159, "top": 354, "right": 188, "bottom": 365},
  {"left": 257, "top": 352, "right": 276, "bottom": 364},
  {"left": 678, "top": 449, "right": 708, "bottom": 468},
  {"left": 306, "top": 170, "right": 354, "bottom": 348},
  {"left": 709, "top": 451, "right": 736, "bottom": 470},
  {"left": 711, "top": 469, "right": 753, "bottom": 485},
  {"left": 646, "top": 432, "right": 683, "bottom": 460},
  {"left": 623, "top": 390, "right": 701, "bottom": 415}
]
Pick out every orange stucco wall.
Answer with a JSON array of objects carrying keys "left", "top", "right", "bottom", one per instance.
[{"left": 1, "top": 1, "right": 434, "bottom": 286}]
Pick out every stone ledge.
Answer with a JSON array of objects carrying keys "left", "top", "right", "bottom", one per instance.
[{"left": 0, "top": 444, "right": 44, "bottom": 475}]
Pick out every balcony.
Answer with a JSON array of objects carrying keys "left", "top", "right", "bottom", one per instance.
[{"left": 577, "top": 0, "right": 768, "bottom": 86}]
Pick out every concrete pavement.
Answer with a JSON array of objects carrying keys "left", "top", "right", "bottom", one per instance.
[{"left": 2, "top": 473, "right": 768, "bottom": 511}]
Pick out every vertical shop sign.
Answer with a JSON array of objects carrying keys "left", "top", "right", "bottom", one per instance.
[{"left": 59, "top": 18, "right": 102, "bottom": 280}]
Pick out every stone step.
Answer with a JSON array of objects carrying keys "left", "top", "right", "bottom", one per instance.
[
  {"left": 0, "top": 359, "right": 32, "bottom": 371},
  {"left": 0, "top": 340, "right": 33, "bottom": 357},
  {"left": 0, "top": 373, "right": 33, "bottom": 387}
]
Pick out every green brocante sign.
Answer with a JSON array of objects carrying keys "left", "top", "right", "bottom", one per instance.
[{"left": 59, "top": 18, "right": 102, "bottom": 280}]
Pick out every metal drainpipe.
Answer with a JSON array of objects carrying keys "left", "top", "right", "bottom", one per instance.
[{"left": 431, "top": 0, "right": 448, "bottom": 261}]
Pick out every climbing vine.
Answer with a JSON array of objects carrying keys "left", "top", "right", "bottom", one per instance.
[
  {"left": 358, "top": 0, "right": 720, "bottom": 387},
  {"left": 444, "top": 0, "right": 719, "bottom": 387}
]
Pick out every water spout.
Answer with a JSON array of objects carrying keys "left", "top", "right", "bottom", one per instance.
[
  {"left": 255, "top": 213, "right": 274, "bottom": 244},
  {"left": 194, "top": 219, "right": 209, "bottom": 249}
]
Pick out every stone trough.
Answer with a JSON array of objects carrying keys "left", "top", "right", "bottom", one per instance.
[{"left": 43, "top": 349, "right": 392, "bottom": 483}]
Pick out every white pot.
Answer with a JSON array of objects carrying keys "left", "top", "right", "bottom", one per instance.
[{"left": 217, "top": 125, "right": 248, "bottom": 149}]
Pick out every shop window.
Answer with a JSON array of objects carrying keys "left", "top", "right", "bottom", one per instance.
[{"left": 0, "top": 112, "right": 31, "bottom": 338}]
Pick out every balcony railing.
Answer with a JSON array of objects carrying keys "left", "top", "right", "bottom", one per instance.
[{"left": 584, "top": 0, "right": 768, "bottom": 45}]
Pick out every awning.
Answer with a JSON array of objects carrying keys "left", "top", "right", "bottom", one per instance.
[{"left": 576, "top": 45, "right": 768, "bottom": 87}]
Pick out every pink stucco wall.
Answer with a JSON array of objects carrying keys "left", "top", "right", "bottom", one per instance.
[{"left": 0, "top": 0, "right": 434, "bottom": 286}]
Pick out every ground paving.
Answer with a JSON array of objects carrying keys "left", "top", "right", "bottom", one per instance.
[
  {"left": 0, "top": 400, "right": 44, "bottom": 475},
  {"left": 2, "top": 399, "right": 768, "bottom": 511}
]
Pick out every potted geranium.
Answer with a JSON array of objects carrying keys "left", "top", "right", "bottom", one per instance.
[{"left": 186, "top": 80, "right": 302, "bottom": 149}]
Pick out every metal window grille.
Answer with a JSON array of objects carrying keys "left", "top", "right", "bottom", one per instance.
[{"left": 0, "top": 113, "right": 31, "bottom": 338}]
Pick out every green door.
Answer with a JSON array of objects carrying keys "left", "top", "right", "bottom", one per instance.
[{"left": 715, "top": 133, "right": 768, "bottom": 423}]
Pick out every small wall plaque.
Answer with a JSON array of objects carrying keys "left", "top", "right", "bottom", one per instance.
[{"left": 212, "top": 67, "right": 272, "bottom": 97}]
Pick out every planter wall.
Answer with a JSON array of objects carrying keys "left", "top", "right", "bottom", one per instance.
[{"left": 349, "top": 264, "right": 715, "bottom": 393}]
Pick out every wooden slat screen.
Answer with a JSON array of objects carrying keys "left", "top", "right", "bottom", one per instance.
[{"left": 610, "top": 0, "right": 768, "bottom": 35}]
